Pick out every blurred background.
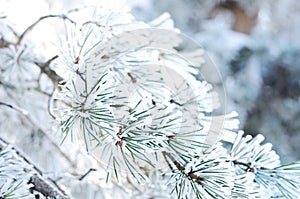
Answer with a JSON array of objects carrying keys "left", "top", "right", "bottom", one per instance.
[{"left": 128, "top": 0, "right": 300, "bottom": 162}]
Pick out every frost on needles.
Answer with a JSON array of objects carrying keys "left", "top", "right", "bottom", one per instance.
[{"left": 0, "top": 1, "right": 300, "bottom": 199}]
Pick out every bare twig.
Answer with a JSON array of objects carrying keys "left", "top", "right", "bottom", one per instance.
[
  {"left": 78, "top": 168, "right": 97, "bottom": 181},
  {"left": 82, "top": 21, "right": 108, "bottom": 28},
  {"left": 35, "top": 55, "right": 62, "bottom": 83},
  {"left": 34, "top": 55, "right": 63, "bottom": 120},
  {"left": 0, "top": 101, "right": 28, "bottom": 115},
  {"left": 0, "top": 101, "right": 13, "bottom": 109},
  {"left": 17, "top": 14, "right": 76, "bottom": 45}
]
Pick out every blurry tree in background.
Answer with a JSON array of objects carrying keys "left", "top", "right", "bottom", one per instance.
[
  {"left": 0, "top": 0, "right": 300, "bottom": 198},
  {"left": 131, "top": 0, "right": 300, "bottom": 162}
]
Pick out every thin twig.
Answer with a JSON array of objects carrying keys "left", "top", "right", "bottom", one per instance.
[
  {"left": 162, "top": 151, "right": 185, "bottom": 172},
  {"left": 0, "top": 101, "right": 28, "bottom": 115},
  {"left": 232, "top": 160, "right": 251, "bottom": 170},
  {"left": 78, "top": 168, "right": 97, "bottom": 181},
  {"left": 35, "top": 55, "right": 62, "bottom": 83},
  {"left": 0, "top": 101, "right": 13, "bottom": 109},
  {"left": 82, "top": 21, "right": 108, "bottom": 28},
  {"left": 162, "top": 151, "right": 206, "bottom": 186},
  {"left": 34, "top": 55, "right": 63, "bottom": 119},
  {"left": 17, "top": 14, "right": 76, "bottom": 45}
]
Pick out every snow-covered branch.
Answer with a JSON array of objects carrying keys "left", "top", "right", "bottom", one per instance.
[{"left": 0, "top": 137, "right": 69, "bottom": 199}]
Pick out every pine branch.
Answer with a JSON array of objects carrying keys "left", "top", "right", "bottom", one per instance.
[
  {"left": 0, "top": 136, "right": 70, "bottom": 199},
  {"left": 162, "top": 151, "right": 206, "bottom": 186},
  {"left": 29, "top": 175, "right": 68, "bottom": 199}
]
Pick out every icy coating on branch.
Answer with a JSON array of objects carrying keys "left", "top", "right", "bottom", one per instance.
[
  {"left": 51, "top": 27, "right": 236, "bottom": 183},
  {"left": 0, "top": 0, "right": 300, "bottom": 198}
]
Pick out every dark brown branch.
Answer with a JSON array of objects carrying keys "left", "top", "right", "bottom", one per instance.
[
  {"left": 0, "top": 136, "right": 70, "bottom": 198},
  {"left": 29, "top": 174, "right": 68, "bottom": 199},
  {"left": 17, "top": 14, "right": 76, "bottom": 45},
  {"left": 35, "top": 55, "right": 63, "bottom": 83},
  {"left": 232, "top": 160, "right": 258, "bottom": 172},
  {"left": 162, "top": 151, "right": 206, "bottom": 186},
  {"left": 162, "top": 151, "right": 185, "bottom": 171},
  {"left": 34, "top": 55, "right": 63, "bottom": 119}
]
